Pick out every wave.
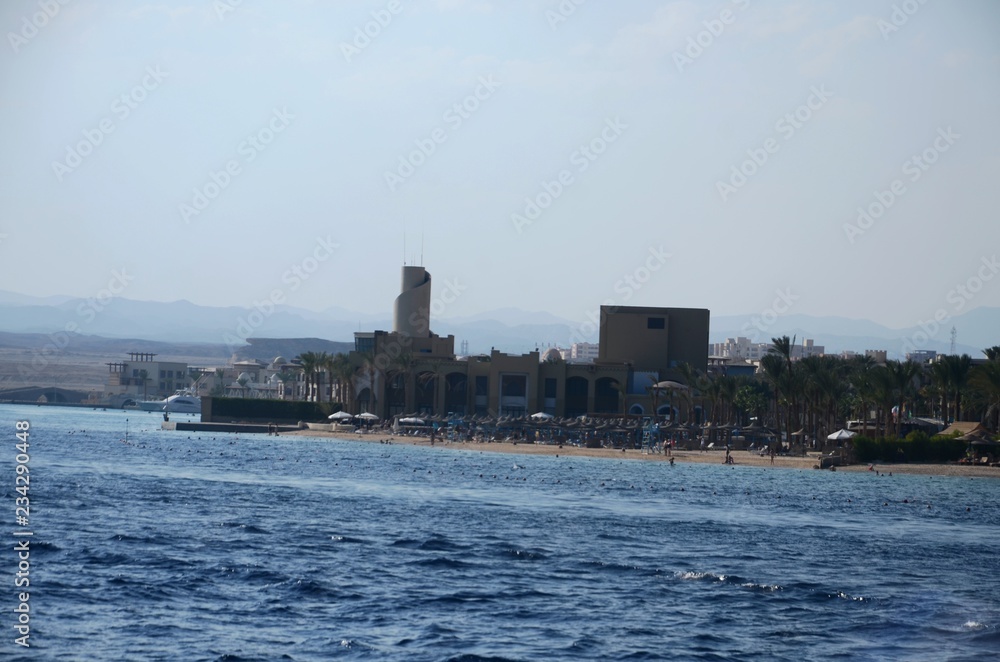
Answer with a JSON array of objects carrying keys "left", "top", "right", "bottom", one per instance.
[
  {"left": 392, "top": 534, "right": 469, "bottom": 552},
  {"left": 408, "top": 557, "right": 475, "bottom": 570},
  {"left": 217, "top": 522, "right": 268, "bottom": 534},
  {"left": 674, "top": 570, "right": 782, "bottom": 593},
  {"left": 495, "top": 547, "right": 550, "bottom": 562}
]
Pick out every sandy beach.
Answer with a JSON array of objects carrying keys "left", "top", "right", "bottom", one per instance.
[{"left": 284, "top": 429, "right": 1000, "bottom": 480}]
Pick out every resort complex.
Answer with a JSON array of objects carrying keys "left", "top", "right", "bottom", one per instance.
[
  {"left": 346, "top": 266, "right": 710, "bottom": 420},
  {"left": 81, "top": 263, "right": 1000, "bottom": 450}
]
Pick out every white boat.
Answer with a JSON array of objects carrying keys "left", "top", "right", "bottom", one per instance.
[{"left": 139, "top": 392, "right": 202, "bottom": 414}]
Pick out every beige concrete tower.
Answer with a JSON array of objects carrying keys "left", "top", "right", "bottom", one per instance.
[{"left": 393, "top": 266, "right": 431, "bottom": 337}]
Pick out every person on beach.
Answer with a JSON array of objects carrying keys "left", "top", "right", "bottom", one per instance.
[
  {"left": 700, "top": 437, "right": 705, "bottom": 453},
  {"left": 769, "top": 446, "right": 775, "bottom": 465}
]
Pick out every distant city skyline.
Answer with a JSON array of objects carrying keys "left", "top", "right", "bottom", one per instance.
[{"left": 2, "top": 1, "right": 999, "bottom": 334}]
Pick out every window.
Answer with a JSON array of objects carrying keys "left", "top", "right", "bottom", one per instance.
[
  {"left": 544, "top": 378, "right": 557, "bottom": 398},
  {"left": 647, "top": 317, "right": 665, "bottom": 329},
  {"left": 475, "top": 376, "right": 488, "bottom": 396}
]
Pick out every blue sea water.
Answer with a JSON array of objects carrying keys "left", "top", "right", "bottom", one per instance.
[{"left": 2, "top": 404, "right": 999, "bottom": 661}]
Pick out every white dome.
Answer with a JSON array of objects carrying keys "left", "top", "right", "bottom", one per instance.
[
  {"left": 237, "top": 372, "right": 254, "bottom": 382},
  {"left": 272, "top": 356, "right": 286, "bottom": 366}
]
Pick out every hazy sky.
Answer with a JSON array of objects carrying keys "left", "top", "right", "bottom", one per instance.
[{"left": 2, "top": 0, "right": 998, "bottom": 329}]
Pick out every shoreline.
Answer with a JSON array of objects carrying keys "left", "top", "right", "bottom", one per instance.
[{"left": 283, "top": 429, "right": 1000, "bottom": 479}]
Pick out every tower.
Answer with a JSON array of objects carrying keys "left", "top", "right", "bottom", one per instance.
[{"left": 393, "top": 266, "right": 432, "bottom": 338}]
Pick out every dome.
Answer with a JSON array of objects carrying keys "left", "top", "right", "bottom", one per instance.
[
  {"left": 237, "top": 372, "right": 254, "bottom": 382},
  {"left": 272, "top": 356, "right": 286, "bottom": 366},
  {"left": 541, "top": 348, "right": 563, "bottom": 363}
]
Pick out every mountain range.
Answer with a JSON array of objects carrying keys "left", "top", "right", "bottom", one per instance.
[{"left": 0, "top": 290, "right": 996, "bottom": 360}]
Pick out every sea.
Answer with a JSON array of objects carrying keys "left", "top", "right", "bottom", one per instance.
[{"left": 2, "top": 404, "right": 999, "bottom": 661}]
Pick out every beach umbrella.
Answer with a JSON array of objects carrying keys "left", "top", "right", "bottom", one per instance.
[
  {"left": 827, "top": 428, "right": 856, "bottom": 441},
  {"left": 328, "top": 411, "right": 354, "bottom": 421},
  {"left": 530, "top": 412, "right": 554, "bottom": 420},
  {"left": 399, "top": 417, "right": 425, "bottom": 425},
  {"left": 357, "top": 412, "right": 379, "bottom": 421}
]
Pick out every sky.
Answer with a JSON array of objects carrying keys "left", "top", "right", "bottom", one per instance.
[{"left": 1, "top": 0, "right": 999, "bottom": 331}]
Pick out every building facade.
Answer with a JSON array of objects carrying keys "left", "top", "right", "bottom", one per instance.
[
  {"left": 106, "top": 352, "right": 190, "bottom": 401},
  {"left": 345, "top": 270, "right": 710, "bottom": 419}
]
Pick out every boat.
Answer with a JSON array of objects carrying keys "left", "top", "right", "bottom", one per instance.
[{"left": 138, "top": 391, "right": 202, "bottom": 414}]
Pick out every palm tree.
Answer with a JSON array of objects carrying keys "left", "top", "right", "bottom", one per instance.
[
  {"left": 929, "top": 359, "right": 951, "bottom": 422},
  {"left": 701, "top": 374, "right": 722, "bottom": 425},
  {"left": 210, "top": 367, "right": 226, "bottom": 397},
  {"left": 296, "top": 352, "right": 320, "bottom": 401},
  {"left": 849, "top": 355, "right": 877, "bottom": 437},
  {"left": 970, "top": 358, "right": 1000, "bottom": 432},
  {"left": 329, "top": 353, "right": 354, "bottom": 408},
  {"left": 760, "top": 353, "right": 786, "bottom": 446},
  {"left": 870, "top": 365, "right": 896, "bottom": 437},
  {"left": 944, "top": 354, "right": 973, "bottom": 421},
  {"left": 983, "top": 346, "right": 1000, "bottom": 362},
  {"left": 137, "top": 369, "right": 150, "bottom": 400},
  {"left": 717, "top": 375, "right": 738, "bottom": 426},
  {"left": 312, "top": 351, "right": 332, "bottom": 402},
  {"left": 646, "top": 375, "right": 663, "bottom": 422},
  {"left": 769, "top": 336, "right": 798, "bottom": 443},
  {"left": 886, "top": 360, "right": 920, "bottom": 437},
  {"left": 674, "top": 362, "right": 700, "bottom": 424}
]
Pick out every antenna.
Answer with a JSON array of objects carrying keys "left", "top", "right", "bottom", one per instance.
[
  {"left": 950, "top": 326, "right": 957, "bottom": 355},
  {"left": 420, "top": 233, "right": 424, "bottom": 266},
  {"left": 403, "top": 234, "right": 406, "bottom": 266}
]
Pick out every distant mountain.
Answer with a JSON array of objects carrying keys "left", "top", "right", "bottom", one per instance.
[{"left": 0, "top": 291, "right": 995, "bottom": 359}]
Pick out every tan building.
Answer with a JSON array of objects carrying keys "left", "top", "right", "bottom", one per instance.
[
  {"left": 597, "top": 305, "right": 710, "bottom": 377},
  {"left": 346, "top": 269, "right": 710, "bottom": 420}
]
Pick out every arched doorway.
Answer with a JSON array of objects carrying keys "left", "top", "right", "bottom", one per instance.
[
  {"left": 445, "top": 372, "right": 467, "bottom": 415},
  {"left": 565, "top": 377, "right": 589, "bottom": 417},
  {"left": 594, "top": 377, "right": 619, "bottom": 413},
  {"left": 416, "top": 371, "right": 436, "bottom": 415}
]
